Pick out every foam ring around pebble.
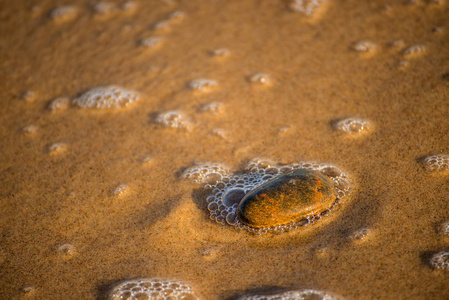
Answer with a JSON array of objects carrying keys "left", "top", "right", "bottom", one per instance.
[{"left": 183, "top": 159, "right": 352, "bottom": 234}]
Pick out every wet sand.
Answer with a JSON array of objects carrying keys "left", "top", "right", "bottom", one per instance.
[{"left": 1, "top": 0, "right": 449, "bottom": 299}]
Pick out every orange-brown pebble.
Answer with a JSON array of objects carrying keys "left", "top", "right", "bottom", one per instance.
[{"left": 237, "top": 169, "right": 336, "bottom": 228}]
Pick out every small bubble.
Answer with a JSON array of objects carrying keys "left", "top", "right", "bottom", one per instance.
[
  {"left": 92, "top": 2, "right": 116, "bottom": 17},
  {"left": 422, "top": 154, "right": 449, "bottom": 173},
  {"left": 349, "top": 227, "right": 372, "bottom": 242},
  {"left": 49, "top": 143, "right": 67, "bottom": 154},
  {"left": 352, "top": 40, "right": 378, "bottom": 55},
  {"left": 211, "top": 48, "right": 230, "bottom": 57},
  {"left": 402, "top": 44, "right": 426, "bottom": 58},
  {"left": 396, "top": 60, "right": 410, "bottom": 70},
  {"left": 72, "top": 86, "right": 140, "bottom": 109},
  {"left": 288, "top": 0, "right": 328, "bottom": 17},
  {"left": 141, "top": 156, "right": 153, "bottom": 165},
  {"left": 22, "top": 124, "right": 38, "bottom": 134},
  {"left": 50, "top": 6, "right": 78, "bottom": 22},
  {"left": 48, "top": 97, "right": 70, "bottom": 112},
  {"left": 113, "top": 184, "right": 129, "bottom": 196},
  {"left": 429, "top": 251, "right": 449, "bottom": 270},
  {"left": 332, "top": 118, "right": 371, "bottom": 135},
  {"left": 121, "top": 1, "right": 137, "bottom": 12},
  {"left": 57, "top": 243, "right": 76, "bottom": 258},
  {"left": 249, "top": 73, "right": 272, "bottom": 86},
  {"left": 188, "top": 79, "right": 218, "bottom": 91},
  {"left": 20, "top": 90, "right": 36, "bottom": 103},
  {"left": 154, "top": 111, "right": 193, "bottom": 130},
  {"left": 440, "top": 221, "right": 449, "bottom": 235},
  {"left": 201, "top": 246, "right": 220, "bottom": 260},
  {"left": 211, "top": 128, "right": 227, "bottom": 139},
  {"left": 20, "top": 286, "right": 37, "bottom": 296},
  {"left": 139, "top": 37, "right": 163, "bottom": 49},
  {"left": 198, "top": 102, "right": 224, "bottom": 114}
]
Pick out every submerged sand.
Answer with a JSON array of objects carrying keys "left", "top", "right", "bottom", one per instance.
[{"left": 1, "top": 0, "right": 449, "bottom": 299}]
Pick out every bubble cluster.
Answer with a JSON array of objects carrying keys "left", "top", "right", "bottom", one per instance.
[
  {"left": 183, "top": 159, "right": 351, "bottom": 233},
  {"left": 402, "top": 44, "right": 426, "bottom": 58},
  {"left": 421, "top": 154, "right": 449, "bottom": 172},
  {"left": 48, "top": 97, "right": 70, "bottom": 112},
  {"left": 72, "top": 86, "right": 140, "bottom": 109},
  {"left": 288, "top": 0, "right": 327, "bottom": 17},
  {"left": 332, "top": 118, "right": 371, "bottom": 135},
  {"left": 198, "top": 102, "right": 224, "bottom": 114},
  {"left": 154, "top": 111, "right": 193, "bottom": 130},
  {"left": 108, "top": 278, "right": 199, "bottom": 300},
  {"left": 238, "top": 289, "right": 339, "bottom": 300},
  {"left": 352, "top": 40, "right": 378, "bottom": 55},
  {"left": 188, "top": 79, "right": 218, "bottom": 91},
  {"left": 50, "top": 6, "right": 78, "bottom": 22},
  {"left": 429, "top": 251, "right": 449, "bottom": 271}
]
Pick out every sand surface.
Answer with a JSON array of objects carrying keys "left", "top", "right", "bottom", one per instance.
[{"left": 1, "top": 0, "right": 449, "bottom": 299}]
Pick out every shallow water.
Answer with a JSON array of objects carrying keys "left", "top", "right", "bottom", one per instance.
[{"left": 1, "top": 0, "right": 449, "bottom": 299}]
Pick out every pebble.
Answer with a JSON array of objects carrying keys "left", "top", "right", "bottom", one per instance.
[{"left": 237, "top": 169, "right": 336, "bottom": 228}]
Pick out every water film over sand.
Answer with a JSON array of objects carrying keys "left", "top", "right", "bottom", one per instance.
[{"left": 0, "top": 0, "right": 449, "bottom": 299}]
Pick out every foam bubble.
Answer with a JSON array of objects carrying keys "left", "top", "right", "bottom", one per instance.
[
  {"left": 332, "top": 118, "right": 371, "bottom": 135},
  {"left": 211, "top": 128, "right": 227, "bottom": 139},
  {"left": 211, "top": 48, "right": 230, "bottom": 57},
  {"left": 72, "top": 86, "right": 140, "bottom": 109},
  {"left": 48, "top": 97, "right": 70, "bottom": 112},
  {"left": 238, "top": 289, "right": 339, "bottom": 300},
  {"left": 121, "top": 1, "right": 137, "bottom": 12},
  {"left": 402, "top": 44, "right": 426, "bottom": 58},
  {"left": 20, "top": 90, "right": 36, "bottom": 102},
  {"left": 50, "top": 6, "right": 78, "bottom": 22},
  {"left": 440, "top": 221, "right": 449, "bottom": 236},
  {"left": 352, "top": 40, "right": 378, "bottom": 55},
  {"left": 93, "top": 2, "right": 116, "bottom": 17},
  {"left": 108, "top": 278, "right": 199, "bottom": 300},
  {"left": 22, "top": 125, "right": 38, "bottom": 134},
  {"left": 154, "top": 111, "right": 193, "bottom": 130},
  {"left": 422, "top": 154, "right": 449, "bottom": 172},
  {"left": 348, "top": 227, "right": 372, "bottom": 243},
  {"left": 249, "top": 73, "right": 272, "bottom": 86},
  {"left": 49, "top": 143, "right": 67, "bottom": 154},
  {"left": 113, "top": 184, "right": 129, "bottom": 196},
  {"left": 57, "top": 243, "right": 76, "bottom": 258},
  {"left": 139, "top": 37, "right": 163, "bottom": 49},
  {"left": 288, "top": 0, "right": 328, "bottom": 17},
  {"left": 198, "top": 102, "right": 224, "bottom": 114},
  {"left": 20, "top": 286, "right": 37, "bottom": 296},
  {"left": 183, "top": 159, "right": 351, "bottom": 233},
  {"left": 429, "top": 251, "right": 449, "bottom": 270},
  {"left": 188, "top": 79, "right": 218, "bottom": 91},
  {"left": 152, "top": 11, "right": 185, "bottom": 31}
]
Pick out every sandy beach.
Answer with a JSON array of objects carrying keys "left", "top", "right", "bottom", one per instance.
[{"left": 0, "top": 0, "right": 449, "bottom": 299}]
